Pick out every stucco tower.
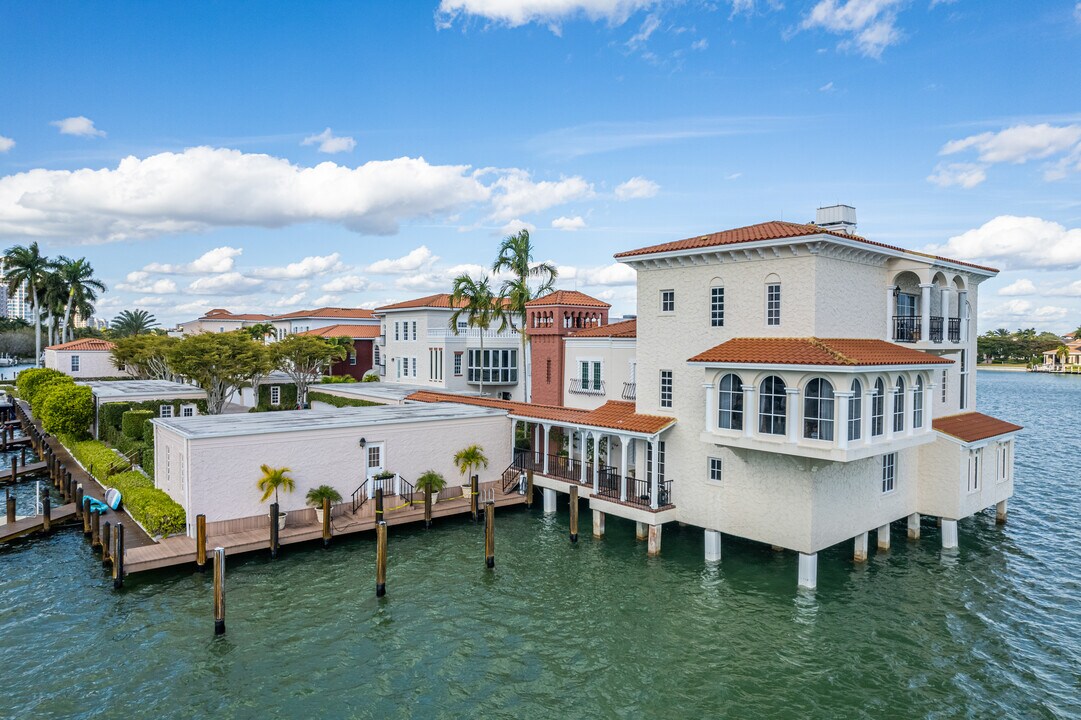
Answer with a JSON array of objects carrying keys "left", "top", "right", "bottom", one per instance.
[{"left": 525, "top": 290, "right": 611, "bottom": 406}]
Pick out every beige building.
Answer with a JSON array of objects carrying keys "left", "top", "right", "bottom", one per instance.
[{"left": 44, "top": 338, "right": 130, "bottom": 379}]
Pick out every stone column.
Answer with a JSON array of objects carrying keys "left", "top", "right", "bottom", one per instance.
[
  {"left": 542, "top": 424, "right": 551, "bottom": 474},
  {"left": 647, "top": 524, "right": 662, "bottom": 557},
  {"left": 592, "top": 510, "right": 605, "bottom": 538},
  {"left": 798, "top": 552, "right": 817, "bottom": 590},
  {"left": 635, "top": 522, "right": 648, "bottom": 541},
  {"left": 877, "top": 523, "right": 891, "bottom": 550},
  {"left": 592, "top": 432, "right": 601, "bottom": 494},
  {"left": 941, "top": 518, "right": 959, "bottom": 549},
  {"left": 703, "top": 382, "right": 715, "bottom": 433},
  {"left": 886, "top": 286, "right": 897, "bottom": 341},
  {"left": 542, "top": 488, "right": 557, "bottom": 514},
  {"left": 854, "top": 532, "right": 868, "bottom": 562},
  {"left": 836, "top": 390, "right": 853, "bottom": 450},
  {"left": 704, "top": 529, "right": 722, "bottom": 563},
  {"left": 742, "top": 385, "right": 756, "bottom": 438},
  {"left": 996, "top": 500, "right": 1008, "bottom": 524},
  {"left": 907, "top": 513, "right": 920, "bottom": 540},
  {"left": 785, "top": 386, "right": 801, "bottom": 444},
  {"left": 619, "top": 435, "right": 629, "bottom": 502},
  {"left": 649, "top": 437, "right": 660, "bottom": 509},
  {"left": 920, "top": 283, "right": 934, "bottom": 342}
]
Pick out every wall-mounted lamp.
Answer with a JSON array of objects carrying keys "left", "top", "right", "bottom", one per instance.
[
  {"left": 359, "top": 437, "right": 367, "bottom": 448},
  {"left": 892, "top": 285, "right": 901, "bottom": 299}
]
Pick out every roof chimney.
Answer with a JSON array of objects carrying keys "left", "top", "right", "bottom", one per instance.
[{"left": 815, "top": 204, "right": 857, "bottom": 235}]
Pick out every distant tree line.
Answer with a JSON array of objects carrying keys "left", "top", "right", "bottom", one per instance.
[{"left": 977, "top": 328, "right": 1068, "bottom": 365}]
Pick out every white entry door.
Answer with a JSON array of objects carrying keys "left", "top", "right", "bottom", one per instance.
[{"left": 366, "top": 443, "right": 386, "bottom": 499}]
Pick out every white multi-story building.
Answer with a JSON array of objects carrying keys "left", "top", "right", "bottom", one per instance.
[{"left": 178, "top": 307, "right": 378, "bottom": 338}]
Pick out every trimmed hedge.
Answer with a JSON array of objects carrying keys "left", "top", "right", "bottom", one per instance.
[
  {"left": 39, "top": 384, "right": 94, "bottom": 438},
  {"left": 99, "top": 399, "right": 209, "bottom": 436},
  {"left": 16, "top": 368, "right": 68, "bottom": 406},
  {"left": 99, "top": 403, "right": 132, "bottom": 434},
  {"left": 142, "top": 420, "right": 154, "bottom": 444},
  {"left": 28, "top": 376, "right": 74, "bottom": 413},
  {"left": 122, "top": 410, "right": 155, "bottom": 439},
  {"left": 141, "top": 447, "right": 154, "bottom": 477},
  {"left": 320, "top": 375, "right": 357, "bottom": 384},
  {"left": 308, "top": 391, "right": 381, "bottom": 408}
]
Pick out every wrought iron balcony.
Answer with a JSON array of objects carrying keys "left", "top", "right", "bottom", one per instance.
[
  {"left": 621, "top": 382, "right": 637, "bottom": 401},
  {"left": 947, "top": 317, "right": 961, "bottom": 343},
  {"left": 569, "top": 378, "right": 606, "bottom": 395},
  {"left": 928, "top": 316, "right": 944, "bottom": 343},
  {"left": 892, "top": 315, "right": 921, "bottom": 343}
]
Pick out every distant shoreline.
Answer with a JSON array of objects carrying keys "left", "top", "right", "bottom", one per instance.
[{"left": 977, "top": 365, "right": 1027, "bottom": 372}]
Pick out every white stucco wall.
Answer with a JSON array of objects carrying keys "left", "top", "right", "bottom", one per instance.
[
  {"left": 562, "top": 338, "right": 636, "bottom": 410},
  {"left": 917, "top": 434, "right": 1014, "bottom": 519},
  {"left": 45, "top": 349, "right": 130, "bottom": 379}
]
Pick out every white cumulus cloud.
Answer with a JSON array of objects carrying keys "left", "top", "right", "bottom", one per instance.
[
  {"left": 500, "top": 218, "right": 537, "bottom": 235},
  {"left": 0, "top": 136, "right": 13, "bottom": 153},
  {"left": 937, "top": 124, "right": 1081, "bottom": 183},
  {"left": 187, "top": 272, "right": 263, "bottom": 295},
  {"left": 367, "top": 246, "right": 437, "bottom": 274},
  {"left": 144, "top": 246, "right": 243, "bottom": 274},
  {"left": 488, "top": 170, "right": 593, "bottom": 222},
  {"left": 980, "top": 299, "right": 1070, "bottom": 325},
  {"left": 557, "top": 262, "right": 636, "bottom": 286},
  {"left": 321, "top": 275, "right": 370, "bottom": 293},
  {"left": 927, "top": 216, "right": 1081, "bottom": 270},
  {"left": 552, "top": 215, "right": 586, "bottom": 231},
  {"left": 997, "top": 279, "right": 1037, "bottom": 296},
  {"left": 614, "top": 176, "right": 659, "bottom": 200},
  {"left": 116, "top": 276, "right": 178, "bottom": 294},
  {"left": 251, "top": 253, "right": 345, "bottom": 279},
  {"left": 436, "top": 0, "right": 658, "bottom": 30},
  {"left": 301, "top": 128, "right": 357, "bottom": 154},
  {"left": 51, "top": 116, "right": 106, "bottom": 137},
  {"left": 927, "top": 162, "right": 988, "bottom": 189},
  {"left": 800, "top": 0, "right": 906, "bottom": 59},
  {"left": 1047, "top": 279, "right": 1081, "bottom": 297}
]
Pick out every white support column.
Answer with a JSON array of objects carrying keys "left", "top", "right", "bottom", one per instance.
[
  {"left": 886, "top": 286, "right": 897, "bottom": 341},
  {"left": 619, "top": 435, "right": 629, "bottom": 502},
  {"left": 940, "top": 285, "right": 952, "bottom": 323},
  {"left": 798, "top": 552, "right": 818, "bottom": 590},
  {"left": 592, "top": 432, "right": 601, "bottom": 494},
  {"left": 635, "top": 521, "right": 648, "bottom": 540},
  {"left": 647, "top": 524, "right": 662, "bottom": 557},
  {"left": 885, "top": 387, "right": 897, "bottom": 441},
  {"left": 579, "top": 429, "right": 588, "bottom": 484},
  {"left": 941, "top": 518, "right": 958, "bottom": 549},
  {"left": 863, "top": 387, "right": 875, "bottom": 443},
  {"left": 742, "top": 386, "right": 756, "bottom": 438},
  {"left": 906, "top": 386, "right": 917, "bottom": 437},
  {"left": 996, "top": 499, "right": 1008, "bottom": 525},
  {"left": 704, "top": 529, "right": 722, "bottom": 563},
  {"left": 592, "top": 510, "right": 605, "bottom": 538},
  {"left": 958, "top": 291, "right": 969, "bottom": 340},
  {"left": 836, "top": 391, "right": 852, "bottom": 450},
  {"left": 920, "top": 283, "right": 933, "bottom": 342},
  {"left": 510, "top": 419, "right": 518, "bottom": 455},
  {"left": 785, "top": 387, "right": 801, "bottom": 444},
  {"left": 542, "top": 424, "right": 551, "bottom": 475},
  {"left": 703, "top": 382, "right": 715, "bottom": 434},
  {"left": 877, "top": 523, "right": 891, "bottom": 550},
  {"left": 926, "top": 383, "right": 937, "bottom": 428},
  {"left": 649, "top": 437, "right": 660, "bottom": 509},
  {"left": 535, "top": 424, "right": 542, "bottom": 464},
  {"left": 907, "top": 512, "right": 920, "bottom": 540},
  {"left": 542, "top": 488, "right": 557, "bottom": 514},
  {"left": 854, "top": 532, "right": 868, "bottom": 562}
]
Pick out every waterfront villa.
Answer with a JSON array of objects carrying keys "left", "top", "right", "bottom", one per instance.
[
  {"left": 44, "top": 338, "right": 130, "bottom": 379},
  {"left": 298, "top": 324, "right": 380, "bottom": 379},
  {"left": 177, "top": 306, "right": 378, "bottom": 338},
  {"left": 1040, "top": 339, "right": 1081, "bottom": 370}
]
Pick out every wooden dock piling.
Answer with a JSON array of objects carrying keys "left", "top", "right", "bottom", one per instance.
[
  {"left": 5, "top": 489, "right": 13, "bottom": 525},
  {"left": 569, "top": 486, "right": 579, "bottom": 543},
  {"left": 484, "top": 501, "right": 495, "bottom": 569},
  {"left": 20, "top": 444, "right": 26, "bottom": 465},
  {"left": 112, "top": 523, "right": 125, "bottom": 589},
  {"left": 322, "top": 498, "right": 331, "bottom": 548},
  {"left": 101, "top": 522, "right": 111, "bottom": 565},
  {"left": 423, "top": 487, "right": 432, "bottom": 529},
  {"left": 91, "top": 509, "right": 101, "bottom": 549},
  {"left": 213, "top": 547, "right": 225, "bottom": 635},
  {"left": 41, "top": 488, "right": 50, "bottom": 532},
  {"left": 82, "top": 498, "right": 91, "bottom": 534},
  {"left": 10, "top": 456, "right": 17, "bottom": 484},
  {"left": 74, "top": 485, "right": 83, "bottom": 521},
  {"left": 470, "top": 475, "right": 479, "bottom": 522},
  {"left": 269, "top": 502, "right": 280, "bottom": 559},
  {"left": 526, "top": 470, "right": 534, "bottom": 508},
  {"left": 375, "top": 488, "right": 384, "bottom": 523},
  {"left": 375, "top": 521, "right": 387, "bottom": 597},
  {"left": 196, "top": 514, "right": 207, "bottom": 571}
]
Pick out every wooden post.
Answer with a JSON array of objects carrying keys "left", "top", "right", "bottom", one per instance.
[
  {"left": 41, "top": 488, "right": 51, "bottom": 532},
  {"left": 91, "top": 509, "right": 101, "bottom": 549},
  {"left": 82, "top": 497, "right": 91, "bottom": 534},
  {"left": 375, "top": 488, "right": 383, "bottom": 523},
  {"left": 269, "top": 502, "right": 279, "bottom": 559},
  {"left": 322, "top": 497, "right": 331, "bottom": 548},
  {"left": 112, "top": 523, "right": 125, "bottom": 589},
  {"left": 4, "top": 488, "right": 13, "bottom": 525},
  {"left": 196, "top": 514, "right": 207, "bottom": 572},
  {"left": 20, "top": 444, "right": 26, "bottom": 464},
  {"left": 470, "top": 474, "right": 479, "bottom": 522},
  {"left": 213, "top": 547, "right": 225, "bottom": 635},
  {"left": 484, "top": 501, "right": 495, "bottom": 569},
  {"left": 10, "top": 456, "right": 17, "bottom": 484},
  {"left": 74, "top": 484, "right": 83, "bottom": 520},
  {"left": 101, "top": 521, "right": 111, "bottom": 565},
  {"left": 65, "top": 471, "right": 72, "bottom": 502},
  {"left": 569, "top": 486, "right": 579, "bottom": 543},
  {"left": 525, "top": 469, "right": 534, "bottom": 508},
  {"left": 375, "top": 521, "right": 387, "bottom": 597},
  {"left": 423, "top": 487, "right": 432, "bottom": 529}
]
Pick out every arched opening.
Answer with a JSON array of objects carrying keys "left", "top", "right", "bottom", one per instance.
[
  {"left": 871, "top": 378, "right": 885, "bottom": 437},
  {"left": 892, "top": 271, "right": 922, "bottom": 342},
  {"left": 913, "top": 375, "right": 924, "bottom": 428},
  {"left": 718, "top": 373, "right": 744, "bottom": 430},
  {"left": 893, "top": 376, "right": 906, "bottom": 433},
  {"left": 803, "top": 378, "right": 835, "bottom": 441},
  {"left": 848, "top": 379, "right": 863, "bottom": 442},
  {"left": 759, "top": 376, "right": 787, "bottom": 435}
]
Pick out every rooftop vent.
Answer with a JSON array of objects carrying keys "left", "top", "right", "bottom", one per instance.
[{"left": 815, "top": 204, "right": 857, "bottom": 235}]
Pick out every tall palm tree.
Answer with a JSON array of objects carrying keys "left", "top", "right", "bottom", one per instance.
[
  {"left": 492, "top": 229, "right": 557, "bottom": 401},
  {"left": 37, "top": 268, "right": 67, "bottom": 348},
  {"left": 3, "top": 242, "right": 51, "bottom": 366},
  {"left": 449, "top": 274, "right": 505, "bottom": 396},
  {"left": 56, "top": 257, "right": 106, "bottom": 342},
  {"left": 111, "top": 309, "right": 159, "bottom": 337}
]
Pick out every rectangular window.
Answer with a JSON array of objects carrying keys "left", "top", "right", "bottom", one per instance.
[
  {"left": 646, "top": 441, "right": 666, "bottom": 482},
  {"left": 968, "top": 448, "right": 982, "bottom": 492},
  {"left": 710, "top": 287, "right": 724, "bottom": 327},
  {"left": 466, "top": 349, "right": 518, "bottom": 383},
  {"left": 577, "top": 360, "right": 602, "bottom": 392},
  {"left": 848, "top": 389, "right": 862, "bottom": 442},
  {"left": 881, "top": 453, "right": 896, "bottom": 493},
  {"left": 766, "top": 283, "right": 781, "bottom": 326},
  {"left": 941, "top": 369, "right": 948, "bottom": 403},
  {"left": 453, "top": 352, "right": 463, "bottom": 376},
  {"left": 545, "top": 358, "right": 551, "bottom": 383},
  {"left": 70, "top": 355, "right": 80, "bottom": 372},
  {"left": 181, "top": 405, "right": 195, "bottom": 417},
  {"left": 708, "top": 457, "right": 723, "bottom": 484},
  {"left": 429, "top": 348, "right": 443, "bottom": 381},
  {"left": 871, "top": 384, "right": 884, "bottom": 437},
  {"left": 411, "top": 357, "right": 417, "bottom": 377},
  {"left": 349, "top": 352, "right": 357, "bottom": 366},
  {"left": 959, "top": 350, "right": 969, "bottom": 410},
  {"left": 270, "top": 386, "right": 281, "bottom": 406},
  {"left": 367, "top": 445, "right": 381, "bottom": 470},
  {"left": 660, "top": 370, "right": 673, "bottom": 408},
  {"left": 999, "top": 442, "right": 1010, "bottom": 483},
  {"left": 660, "top": 289, "right": 675, "bottom": 313},
  {"left": 159, "top": 404, "right": 174, "bottom": 418},
  {"left": 411, "top": 321, "right": 417, "bottom": 340},
  {"left": 374, "top": 345, "right": 380, "bottom": 365},
  {"left": 394, "top": 322, "right": 400, "bottom": 341},
  {"left": 457, "top": 319, "right": 468, "bottom": 331}
]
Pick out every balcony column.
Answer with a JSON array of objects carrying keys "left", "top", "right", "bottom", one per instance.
[
  {"left": 649, "top": 436, "right": 660, "bottom": 510},
  {"left": 906, "top": 386, "right": 917, "bottom": 436},
  {"left": 925, "top": 384, "right": 936, "bottom": 428},
  {"left": 863, "top": 386, "right": 875, "bottom": 443},
  {"left": 619, "top": 435, "right": 629, "bottom": 502},
  {"left": 535, "top": 424, "right": 543, "bottom": 464},
  {"left": 592, "top": 432, "right": 602, "bottom": 494},
  {"left": 542, "top": 424, "right": 551, "bottom": 475},
  {"left": 742, "top": 386, "right": 756, "bottom": 439},
  {"left": 920, "top": 283, "right": 934, "bottom": 342},
  {"left": 885, "top": 385, "right": 897, "bottom": 441},
  {"left": 835, "top": 391, "right": 853, "bottom": 451},
  {"left": 703, "top": 382, "right": 715, "bottom": 433},
  {"left": 578, "top": 429, "right": 588, "bottom": 484},
  {"left": 958, "top": 291, "right": 969, "bottom": 341},
  {"left": 885, "top": 285, "right": 897, "bottom": 341},
  {"left": 785, "top": 387, "right": 801, "bottom": 444},
  {"left": 940, "top": 285, "right": 952, "bottom": 322}
]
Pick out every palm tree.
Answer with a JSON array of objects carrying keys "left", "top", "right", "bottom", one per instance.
[
  {"left": 111, "top": 309, "right": 159, "bottom": 337},
  {"left": 3, "top": 242, "right": 51, "bottom": 366},
  {"left": 449, "top": 274, "right": 505, "bottom": 396},
  {"left": 1056, "top": 344, "right": 1070, "bottom": 365},
  {"left": 453, "top": 444, "right": 489, "bottom": 488},
  {"left": 492, "top": 229, "right": 557, "bottom": 402},
  {"left": 37, "top": 268, "right": 67, "bottom": 348},
  {"left": 245, "top": 322, "right": 277, "bottom": 342},
  {"left": 56, "top": 257, "right": 106, "bottom": 342},
  {"left": 257, "top": 464, "right": 295, "bottom": 507}
]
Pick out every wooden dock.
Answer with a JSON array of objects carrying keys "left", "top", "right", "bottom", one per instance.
[
  {"left": 125, "top": 483, "right": 527, "bottom": 574},
  {"left": 0, "top": 461, "right": 47, "bottom": 484},
  {"left": 0, "top": 503, "right": 78, "bottom": 542}
]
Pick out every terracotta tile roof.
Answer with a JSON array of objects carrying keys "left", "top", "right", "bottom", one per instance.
[
  {"left": 569, "top": 318, "right": 637, "bottom": 339},
  {"left": 524, "top": 290, "right": 611, "bottom": 308},
  {"left": 46, "top": 338, "right": 116, "bottom": 352},
  {"left": 198, "top": 310, "right": 273, "bottom": 321},
  {"left": 613, "top": 220, "right": 998, "bottom": 273},
  {"left": 272, "top": 307, "right": 375, "bottom": 320},
  {"left": 933, "top": 412, "right": 1022, "bottom": 443},
  {"left": 297, "top": 324, "right": 380, "bottom": 339},
  {"left": 374, "top": 293, "right": 513, "bottom": 312},
  {"left": 406, "top": 391, "right": 675, "bottom": 435},
  {"left": 688, "top": 338, "right": 954, "bottom": 366}
]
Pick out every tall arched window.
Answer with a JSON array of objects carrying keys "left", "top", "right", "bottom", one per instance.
[
  {"left": 759, "top": 376, "right": 787, "bottom": 435},
  {"left": 803, "top": 378, "right": 835, "bottom": 441},
  {"left": 718, "top": 373, "right": 743, "bottom": 430},
  {"left": 893, "top": 377, "right": 906, "bottom": 433},
  {"left": 848, "top": 379, "right": 862, "bottom": 441},
  {"left": 913, "top": 375, "right": 924, "bottom": 428},
  {"left": 871, "top": 378, "right": 885, "bottom": 437}
]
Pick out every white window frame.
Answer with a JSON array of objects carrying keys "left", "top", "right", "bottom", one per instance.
[
  {"left": 708, "top": 457, "right": 723, "bottom": 484},
  {"left": 892, "top": 377, "right": 906, "bottom": 434},
  {"left": 659, "top": 370, "right": 673, "bottom": 409},
  {"left": 960, "top": 350, "right": 969, "bottom": 410},
  {"left": 998, "top": 441, "right": 1010, "bottom": 483},
  {"left": 349, "top": 351, "right": 357, "bottom": 366},
  {"left": 411, "top": 321, "right": 417, "bottom": 340},
  {"left": 578, "top": 359, "right": 602, "bottom": 392},
  {"left": 453, "top": 352, "right": 463, "bottom": 377},
  {"left": 660, "top": 289, "right": 675, "bottom": 313},
  {"left": 967, "top": 448, "right": 982, "bottom": 493},
  {"left": 717, "top": 373, "right": 743, "bottom": 431},
  {"left": 941, "top": 369, "right": 948, "bottom": 403},
  {"left": 70, "top": 354, "right": 80, "bottom": 372},
  {"left": 848, "top": 379, "right": 862, "bottom": 442},
  {"left": 710, "top": 286, "right": 724, "bottom": 327},
  {"left": 181, "top": 404, "right": 196, "bottom": 417},
  {"left": 881, "top": 453, "right": 896, "bottom": 494},
  {"left": 159, "top": 404, "right": 174, "bottom": 418},
  {"left": 758, "top": 375, "right": 787, "bottom": 436},
  {"left": 871, "top": 378, "right": 885, "bottom": 437},
  {"left": 766, "top": 283, "right": 781, "bottom": 326},
  {"left": 913, "top": 376, "right": 924, "bottom": 428},
  {"left": 803, "top": 378, "right": 835, "bottom": 442},
  {"left": 270, "top": 386, "right": 281, "bottom": 406},
  {"left": 394, "top": 322, "right": 400, "bottom": 341}
]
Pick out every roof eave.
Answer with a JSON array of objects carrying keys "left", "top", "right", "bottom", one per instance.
[{"left": 686, "top": 360, "right": 953, "bottom": 371}]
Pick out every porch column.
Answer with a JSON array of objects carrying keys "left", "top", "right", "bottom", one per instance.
[
  {"left": 836, "top": 390, "right": 852, "bottom": 451},
  {"left": 908, "top": 512, "right": 920, "bottom": 540},
  {"left": 703, "top": 382, "right": 715, "bottom": 433},
  {"left": 579, "top": 429, "right": 588, "bottom": 484},
  {"left": 649, "top": 436, "right": 660, "bottom": 509},
  {"left": 854, "top": 532, "right": 868, "bottom": 562},
  {"left": 742, "top": 385, "right": 756, "bottom": 438},
  {"left": 885, "top": 386, "right": 897, "bottom": 441},
  {"left": 704, "top": 529, "right": 722, "bottom": 563},
  {"left": 958, "top": 291, "right": 969, "bottom": 340},
  {"left": 619, "top": 435, "right": 629, "bottom": 502},
  {"left": 785, "top": 387, "right": 801, "bottom": 444},
  {"left": 542, "top": 424, "right": 551, "bottom": 475},
  {"left": 877, "top": 523, "right": 890, "bottom": 550},
  {"left": 920, "top": 283, "right": 933, "bottom": 342},
  {"left": 941, "top": 518, "right": 958, "bottom": 549},
  {"left": 535, "top": 424, "right": 542, "bottom": 464},
  {"left": 940, "top": 285, "right": 952, "bottom": 323},
  {"left": 906, "top": 386, "right": 917, "bottom": 436},
  {"left": 592, "top": 432, "right": 601, "bottom": 494},
  {"left": 798, "top": 552, "right": 817, "bottom": 590},
  {"left": 885, "top": 285, "right": 897, "bottom": 341},
  {"left": 510, "top": 419, "right": 518, "bottom": 455}
]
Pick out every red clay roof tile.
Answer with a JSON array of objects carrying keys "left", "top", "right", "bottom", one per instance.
[
  {"left": 524, "top": 290, "right": 611, "bottom": 308},
  {"left": 297, "top": 324, "right": 380, "bottom": 339},
  {"left": 688, "top": 338, "right": 953, "bottom": 366},
  {"left": 933, "top": 412, "right": 1022, "bottom": 443},
  {"left": 569, "top": 318, "right": 637, "bottom": 339},
  {"left": 46, "top": 338, "right": 116, "bottom": 352}
]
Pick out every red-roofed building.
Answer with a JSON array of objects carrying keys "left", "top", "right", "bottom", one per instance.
[
  {"left": 298, "top": 324, "right": 380, "bottom": 379},
  {"left": 44, "top": 338, "right": 129, "bottom": 379}
]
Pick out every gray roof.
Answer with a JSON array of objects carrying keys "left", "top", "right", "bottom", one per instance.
[
  {"left": 152, "top": 402, "right": 505, "bottom": 440},
  {"left": 81, "top": 379, "right": 207, "bottom": 401},
  {"left": 312, "top": 382, "right": 482, "bottom": 404}
]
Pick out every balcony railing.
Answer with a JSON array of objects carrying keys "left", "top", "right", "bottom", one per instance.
[
  {"left": 928, "top": 316, "right": 944, "bottom": 343},
  {"left": 893, "top": 315, "right": 920, "bottom": 343},
  {"left": 622, "top": 382, "right": 636, "bottom": 401},
  {"left": 569, "top": 378, "right": 605, "bottom": 396},
  {"left": 947, "top": 317, "right": 961, "bottom": 343},
  {"left": 606, "top": 477, "right": 673, "bottom": 509}
]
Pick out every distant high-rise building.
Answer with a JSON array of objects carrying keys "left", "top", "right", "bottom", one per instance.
[{"left": 0, "top": 264, "right": 32, "bottom": 323}]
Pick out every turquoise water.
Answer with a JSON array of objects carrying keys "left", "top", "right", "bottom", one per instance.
[{"left": 1, "top": 372, "right": 1078, "bottom": 719}]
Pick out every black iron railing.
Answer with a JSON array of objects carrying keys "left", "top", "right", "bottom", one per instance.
[
  {"left": 568, "top": 378, "right": 605, "bottom": 395},
  {"left": 511, "top": 451, "right": 616, "bottom": 487},
  {"left": 622, "top": 382, "right": 636, "bottom": 401},
  {"left": 928, "top": 316, "right": 944, "bottom": 343},
  {"left": 947, "top": 317, "right": 961, "bottom": 343},
  {"left": 620, "top": 478, "right": 673, "bottom": 509},
  {"left": 893, "top": 315, "right": 920, "bottom": 343},
  {"left": 351, "top": 479, "right": 368, "bottom": 514},
  {"left": 502, "top": 466, "right": 523, "bottom": 494}
]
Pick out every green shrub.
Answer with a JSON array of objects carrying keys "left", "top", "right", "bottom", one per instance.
[
  {"left": 39, "top": 384, "right": 94, "bottom": 438},
  {"left": 142, "top": 420, "right": 154, "bottom": 444},
  {"left": 257, "top": 383, "right": 298, "bottom": 410},
  {"left": 62, "top": 436, "right": 132, "bottom": 479},
  {"left": 141, "top": 447, "right": 154, "bottom": 476},
  {"left": 28, "top": 375, "right": 74, "bottom": 413},
  {"left": 16, "top": 368, "right": 67, "bottom": 404},
  {"left": 320, "top": 375, "right": 357, "bottom": 384},
  {"left": 361, "top": 371, "right": 379, "bottom": 382},
  {"left": 99, "top": 402, "right": 132, "bottom": 434},
  {"left": 308, "top": 391, "right": 381, "bottom": 408},
  {"left": 121, "top": 410, "right": 155, "bottom": 439},
  {"left": 113, "top": 432, "right": 147, "bottom": 458}
]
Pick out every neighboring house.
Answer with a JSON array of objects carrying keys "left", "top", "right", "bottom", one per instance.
[
  {"left": 1041, "top": 339, "right": 1081, "bottom": 368},
  {"left": 178, "top": 308, "right": 273, "bottom": 335},
  {"left": 178, "top": 307, "right": 378, "bottom": 338},
  {"left": 298, "top": 324, "right": 380, "bottom": 379},
  {"left": 81, "top": 379, "right": 206, "bottom": 439},
  {"left": 44, "top": 338, "right": 129, "bottom": 379}
]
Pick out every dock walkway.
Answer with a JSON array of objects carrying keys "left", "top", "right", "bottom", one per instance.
[
  {"left": 0, "top": 504, "right": 77, "bottom": 542},
  {"left": 0, "top": 461, "right": 47, "bottom": 484}
]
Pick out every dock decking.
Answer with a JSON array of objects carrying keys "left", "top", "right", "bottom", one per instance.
[
  {"left": 0, "top": 503, "right": 78, "bottom": 542},
  {"left": 0, "top": 461, "right": 47, "bottom": 484}
]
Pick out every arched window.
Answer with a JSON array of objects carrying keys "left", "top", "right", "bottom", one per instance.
[
  {"left": 893, "top": 377, "right": 906, "bottom": 433},
  {"left": 759, "top": 376, "right": 787, "bottom": 435},
  {"left": 871, "top": 378, "right": 885, "bottom": 437},
  {"left": 913, "top": 375, "right": 924, "bottom": 428},
  {"left": 848, "top": 379, "right": 862, "bottom": 441},
  {"left": 718, "top": 373, "right": 743, "bottom": 430},
  {"left": 803, "top": 378, "right": 835, "bottom": 441}
]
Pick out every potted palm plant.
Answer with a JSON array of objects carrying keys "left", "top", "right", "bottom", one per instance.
[
  {"left": 306, "top": 484, "right": 343, "bottom": 524},
  {"left": 453, "top": 444, "right": 489, "bottom": 501},
  {"left": 416, "top": 469, "right": 447, "bottom": 506},
  {"left": 257, "top": 464, "right": 295, "bottom": 530}
]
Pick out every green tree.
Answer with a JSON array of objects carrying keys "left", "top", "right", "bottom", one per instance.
[
  {"left": 270, "top": 334, "right": 345, "bottom": 407},
  {"left": 15, "top": 367, "right": 68, "bottom": 407},
  {"left": 56, "top": 257, "right": 107, "bottom": 342},
  {"left": 111, "top": 309, "right": 160, "bottom": 337},
  {"left": 39, "top": 384, "right": 94, "bottom": 438},
  {"left": 3, "top": 242, "right": 52, "bottom": 366},
  {"left": 111, "top": 334, "right": 180, "bottom": 380},
  {"left": 449, "top": 274, "right": 506, "bottom": 396},
  {"left": 453, "top": 444, "right": 489, "bottom": 484},
  {"left": 245, "top": 322, "right": 278, "bottom": 342},
  {"left": 168, "top": 331, "right": 266, "bottom": 414},
  {"left": 257, "top": 464, "right": 295, "bottom": 507},
  {"left": 492, "top": 229, "right": 557, "bottom": 401}
]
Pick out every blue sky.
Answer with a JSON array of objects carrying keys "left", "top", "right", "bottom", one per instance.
[{"left": 1, "top": 0, "right": 1080, "bottom": 332}]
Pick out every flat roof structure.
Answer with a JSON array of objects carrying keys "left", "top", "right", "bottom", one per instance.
[
  {"left": 82, "top": 379, "right": 207, "bottom": 402},
  {"left": 153, "top": 403, "right": 505, "bottom": 440},
  {"left": 313, "top": 382, "right": 482, "bottom": 405}
]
